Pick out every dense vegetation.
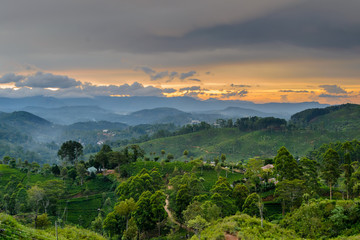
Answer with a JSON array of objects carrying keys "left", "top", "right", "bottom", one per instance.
[{"left": 1, "top": 103, "right": 360, "bottom": 239}]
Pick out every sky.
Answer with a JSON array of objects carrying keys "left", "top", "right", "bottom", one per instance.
[{"left": 0, "top": 0, "right": 359, "bottom": 104}]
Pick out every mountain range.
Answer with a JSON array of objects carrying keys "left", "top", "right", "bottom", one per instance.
[{"left": 0, "top": 96, "right": 328, "bottom": 125}]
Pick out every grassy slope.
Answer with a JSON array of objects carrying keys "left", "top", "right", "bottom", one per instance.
[
  {"left": 138, "top": 105, "right": 360, "bottom": 162},
  {"left": 138, "top": 128, "right": 351, "bottom": 162}
]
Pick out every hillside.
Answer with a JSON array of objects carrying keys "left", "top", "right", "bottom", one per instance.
[
  {"left": 291, "top": 103, "right": 360, "bottom": 131},
  {"left": 139, "top": 104, "right": 360, "bottom": 161}
]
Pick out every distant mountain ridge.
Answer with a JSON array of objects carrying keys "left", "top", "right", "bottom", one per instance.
[{"left": 0, "top": 95, "right": 328, "bottom": 116}]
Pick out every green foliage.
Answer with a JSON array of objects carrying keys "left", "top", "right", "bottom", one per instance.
[
  {"left": 233, "top": 184, "right": 249, "bottom": 211},
  {"left": 281, "top": 199, "right": 360, "bottom": 238},
  {"left": 0, "top": 212, "right": 105, "bottom": 240},
  {"left": 36, "top": 213, "right": 51, "bottom": 229},
  {"left": 197, "top": 214, "right": 299, "bottom": 240},
  {"left": 116, "top": 168, "right": 161, "bottom": 201}
]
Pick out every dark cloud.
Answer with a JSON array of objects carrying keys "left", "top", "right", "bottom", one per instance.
[
  {"left": 140, "top": 1, "right": 360, "bottom": 53},
  {"left": 180, "top": 86, "right": 201, "bottom": 91},
  {"left": 179, "top": 71, "right": 196, "bottom": 80},
  {"left": 319, "top": 85, "right": 347, "bottom": 94},
  {"left": 189, "top": 78, "right": 201, "bottom": 82},
  {"left": 137, "top": 66, "right": 197, "bottom": 82},
  {"left": 162, "top": 88, "right": 177, "bottom": 93},
  {"left": 221, "top": 90, "right": 248, "bottom": 98},
  {"left": 0, "top": 72, "right": 173, "bottom": 97},
  {"left": 231, "top": 84, "right": 251, "bottom": 88},
  {"left": 138, "top": 66, "right": 156, "bottom": 75},
  {"left": 279, "top": 90, "right": 309, "bottom": 93},
  {"left": 0, "top": 73, "right": 25, "bottom": 83},
  {"left": 151, "top": 71, "right": 169, "bottom": 81},
  {"left": 318, "top": 94, "right": 350, "bottom": 98},
  {"left": 15, "top": 72, "right": 81, "bottom": 89}
]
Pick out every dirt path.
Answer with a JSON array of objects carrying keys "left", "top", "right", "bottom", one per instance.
[
  {"left": 164, "top": 195, "right": 194, "bottom": 233},
  {"left": 225, "top": 233, "right": 239, "bottom": 240}
]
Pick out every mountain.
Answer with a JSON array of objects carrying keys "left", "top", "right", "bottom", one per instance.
[
  {"left": 0, "top": 96, "right": 328, "bottom": 117},
  {"left": 202, "top": 106, "right": 287, "bottom": 119},
  {"left": 66, "top": 121, "right": 128, "bottom": 131},
  {"left": 22, "top": 106, "right": 126, "bottom": 125},
  {"left": 0, "top": 111, "right": 52, "bottom": 132}
]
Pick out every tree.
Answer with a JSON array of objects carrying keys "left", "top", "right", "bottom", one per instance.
[
  {"left": 57, "top": 140, "right": 83, "bottom": 164},
  {"left": 215, "top": 163, "right": 222, "bottom": 177},
  {"left": 114, "top": 198, "right": 137, "bottom": 230},
  {"left": 183, "top": 150, "right": 189, "bottom": 159},
  {"left": 245, "top": 158, "right": 263, "bottom": 192},
  {"left": 220, "top": 154, "right": 226, "bottom": 165},
  {"left": 187, "top": 215, "right": 209, "bottom": 240},
  {"left": 133, "top": 191, "right": 155, "bottom": 233},
  {"left": 76, "top": 163, "right": 87, "bottom": 185},
  {"left": 150, "top": 191, "right": 167, "bottom": 236},
  {"left": 322, "top": 149, "right": 341, "bottom": 200},
  {"left": 233, "top": 184, "right": 249, "bottom": 211},
  {"left": 299, "top": 157, "right": 320, "bottom": 196},
  {"left": 274, "top": 147, "right": 301, "bottom": 181},
  {"left": 166, "top": 154, "right": 174, "bottom": 162},
  {"left": 122, "top": 218, "right": 138, "bottom": 240},
  {"left": 36, "top": 213, "right": 50, "bottom": 229},
  {"left": 67, "top": 168, "right": 77, "bottom": 181},
  {"left": 342, "top": 153, "right": 354, "bottom": 199},
  {"left": 28, "top": 186, "right": 45, "bottom": 228},
  {"left": 275, "top": 179, "right": 305, "bottom": 216},
  {"left": 51, "top": 164, "right": 60, "bottom": 176},
  {"left": 242, "top": 193, "right": 261, "bottom": 217},
  {"left": 91, "top": 213, "right": 104, "bottom": 235}
]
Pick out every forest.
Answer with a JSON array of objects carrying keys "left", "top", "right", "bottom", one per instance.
[{"left": 1, "top": 137, "right": 360, "bottom": 239}]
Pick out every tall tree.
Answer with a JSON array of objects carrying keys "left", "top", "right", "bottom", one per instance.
[
  {"left": 57, "top": 140, "right": 83, "bottom": 165},
  {"left": 114, "top": 198, "right": 137, "bottom": 230},
  {"left": 275, "top": 179, "right": 305, "bottom": 216},
  {"left": 299, "top": 157, "right": 320, "bottom": 196},
  {"left": 28, "top": 186, "right": 45, "bottom": 229},
  {"left": 187, "top": 215, "right": 209, "bottom": 240},
  {"left": 150, "top": 191, "right": 167, "bottom": 236},
  {"left": 322, "top": 149, "right": 341, "bottom": 200},
  {"left": 274, "top": 147, "right": 301, "bottom": 181}
]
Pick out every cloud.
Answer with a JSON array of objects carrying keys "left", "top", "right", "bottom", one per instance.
[
  {"left": 319, "top": 85, "right": 347, "bottom": 94},
  {"left": 180, "top": 86, "right": 201, "bottom": 91},
  {"left": 137, "top": 66, "right": 197, "bottom": 82},
  {"left": 0, "top": 73, "right": 25, "bottom": 83},
  {"left": 138, "top": 66, "right": 156, "bottom": 75},
  {"left": 162, "top": 88, "right": 177, "bottom": 93},
  {"left": 318, "top": 94, "right": 350, "bottom": 98},
  {"left": 179, "top": 71, "right": 196, "bottom": 80},
  {"left": 15, "top": 72, "right": 82, "bottom": 89},
  {"left": 279, "top": 89, "right": 309, "bottom": 93},
  {"left": 189, "top": 78, "right": 201, "bottom": 82},
  {"left": 0, "top": 72, "right": 173, "bottom": 97},
  {"left": 151, "top": 71, "right": 169, "bottom": 81},
  {"left": 221, "top": 90, "right": 248, "bottom": 98},
  {"left": 231, "top": 84, "right": 251, "bottom": 88}
]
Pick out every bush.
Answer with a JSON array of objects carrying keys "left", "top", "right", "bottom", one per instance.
[{"left": 36, "top": 213, "right": 51, "bottom": 229}]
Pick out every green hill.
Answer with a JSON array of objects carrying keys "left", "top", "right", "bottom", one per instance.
[{"left": 138, "top": 104, "right": 360, "bottom": 161}]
